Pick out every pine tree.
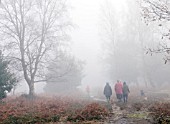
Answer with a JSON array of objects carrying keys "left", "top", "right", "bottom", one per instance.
[{"left": 0, "top": 51, "right": 18, "bottom": 100}]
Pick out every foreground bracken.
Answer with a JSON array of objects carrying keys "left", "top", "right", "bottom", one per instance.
[
  {"left": 0, "top": 95, "right": 109, "bottom": 124},
  {"left": 1, "top": 90, "right": 170, "bottom": 124}
]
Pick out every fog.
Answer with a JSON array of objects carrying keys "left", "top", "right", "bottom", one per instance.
[
  {"left": 70, "top": 0, "right": 111, "bottom": 89},
  {"left": 1, "top": 1, "right": 170, "bottom": 123},
  {"left": 15, "top": 0, "right": 106, "bottom": 94},
  {"left": 1, "top": 0, "right": 170, "bottom": 96}
]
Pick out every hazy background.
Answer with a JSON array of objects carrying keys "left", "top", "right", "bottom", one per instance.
[
  {"left": 13, "top": 0, "right": 170, "bottom": 95},
  {"left": 70, "top": 0, "right": 106, "bottom": 88}
]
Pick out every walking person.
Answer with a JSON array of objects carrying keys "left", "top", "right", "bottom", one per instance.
[
  {"left": 115, "top": 80, "right": 123, "bottom": 102},
  {"left": 122, "top": 82, "right": 130, "bottom": 103},
  {"left": 103, "top": 82, "right": 112, "bottom": 102}
]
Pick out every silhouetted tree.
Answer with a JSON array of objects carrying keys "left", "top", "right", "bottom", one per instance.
[
  {"left": 100, "top": 0, "right": 142, "bottom": 83},
  {"left": 44, "top": 50, "right": 84, "bottom": 93}
]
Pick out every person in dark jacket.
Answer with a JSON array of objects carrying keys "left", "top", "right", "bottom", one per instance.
[
  {"left": 122, "top": 82, "right": 130, "bottom": 103},
  {"left": 104, "top": 82, "right": 112, "bottom": 102}
]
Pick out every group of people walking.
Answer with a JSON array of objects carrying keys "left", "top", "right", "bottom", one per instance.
[{"left": 103, "top": 80, "right": 130, "bottom": 103}]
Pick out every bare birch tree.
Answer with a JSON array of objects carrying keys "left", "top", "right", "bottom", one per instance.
[{"left": 0, "top": 0, "right": 70, "bottom": 97}]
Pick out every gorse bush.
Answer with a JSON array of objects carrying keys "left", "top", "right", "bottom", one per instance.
[{"left": 0, "top": 51, "right": 18, "bottom": 100}]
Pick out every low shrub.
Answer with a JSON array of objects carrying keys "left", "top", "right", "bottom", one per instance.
[
  {"left": 149, "top": 102, "right": 170, "bottom": 124},
  {"left": 67, "top": 103, "right": 109, "bottom": 122},
  {"left": 0, "top": 96, "right": 109, "bottom": 123}
]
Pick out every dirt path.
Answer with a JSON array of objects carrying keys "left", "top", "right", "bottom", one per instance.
[
  {"left": 106, "top": 102, "right": 152, "bottom": 124},
  {"left": 92, "top": 96, "right": 156, "bottom": 124}
]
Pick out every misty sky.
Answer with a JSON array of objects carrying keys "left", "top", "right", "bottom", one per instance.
[
  {"left": 70, "top": 0, "right": 107, "bottom": 88},
  {"left": 70, "top": 0, "right": 126, "bottom": 88}
]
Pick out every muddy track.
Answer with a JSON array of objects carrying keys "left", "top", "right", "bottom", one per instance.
[{"left": 106, "top": 103, "right": 152, "bottom": 124}]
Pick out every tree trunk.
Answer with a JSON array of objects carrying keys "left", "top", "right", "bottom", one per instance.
[{"left": 28, "top": 82, "right": 35, "bottom": 97}]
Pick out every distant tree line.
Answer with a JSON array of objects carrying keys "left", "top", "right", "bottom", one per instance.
[{"left": 100, "top": 0, "right": 170, "bottom": 87}]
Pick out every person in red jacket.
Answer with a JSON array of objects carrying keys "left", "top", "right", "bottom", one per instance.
[{"left": 115, "top": 80, "right": 123, "bottom": 102}]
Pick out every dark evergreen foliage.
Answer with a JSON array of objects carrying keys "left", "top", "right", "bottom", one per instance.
[{"left": 0, "top": 51, "right": 18, "bottom": 100}]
